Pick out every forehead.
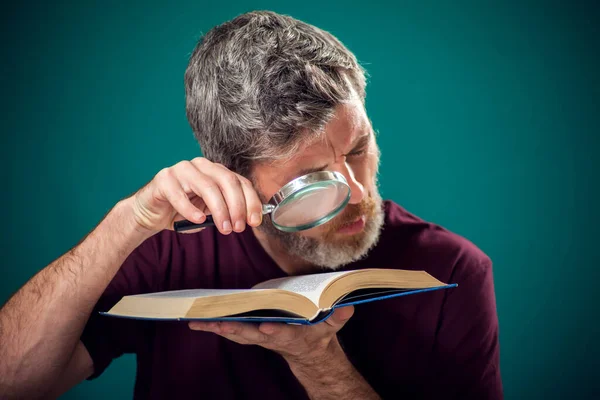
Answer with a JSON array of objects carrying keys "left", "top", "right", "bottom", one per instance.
[
  {"left": 253, "top": 98, "right": 371, "bottom": 189},
  {"left": 286, "top": 100, "right": 370, "bottom": 171},
  {"left": 302, "top": 99, "right": 369, "bottom": 155}
]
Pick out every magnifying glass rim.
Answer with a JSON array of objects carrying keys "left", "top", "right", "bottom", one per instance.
[
  {"left": 268, "top": 171, "right": 348, "bottom": 206},
  {"left": 268, "top": 171, "right": 351, "bottom": 232}
]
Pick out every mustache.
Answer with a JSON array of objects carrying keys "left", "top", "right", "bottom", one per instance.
[{"left": 324, "top": 196, "right": 378, "bottom": 234}]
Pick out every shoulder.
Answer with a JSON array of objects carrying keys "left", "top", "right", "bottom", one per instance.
[
  {"left": 377, "top": 200, "right": 493, "bottom": 285},
  {"left": 380, "top": 202, "right": 502, "bottom": 396}
]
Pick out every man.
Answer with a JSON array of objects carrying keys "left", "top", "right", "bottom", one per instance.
[{"left": 0, "top": 10, "right": 502, "bottom": 399}]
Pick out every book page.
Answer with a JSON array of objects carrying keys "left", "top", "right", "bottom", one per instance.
[
  {"left": 130, "top": 288, "right": 261, "bottom": 298},
  {"left": 252, "top": 271, "right": 351, "bottom": 306}
]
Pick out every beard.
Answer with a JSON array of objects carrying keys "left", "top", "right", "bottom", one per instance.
[{"left": 256, "top": 189, "right": 385, "bottom": 270}]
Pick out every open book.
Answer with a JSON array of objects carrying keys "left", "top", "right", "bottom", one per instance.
[{"left": 101, "top": 268, "right": 457, "bottom": 325}]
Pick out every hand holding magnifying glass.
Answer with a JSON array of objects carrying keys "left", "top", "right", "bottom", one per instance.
[{"left": 174, "top": 171, "right": 351, "bottom": 233}]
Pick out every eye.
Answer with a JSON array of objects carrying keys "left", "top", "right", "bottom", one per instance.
[{"left": 347, "top": 149, "right": 367, "bottom": 157}]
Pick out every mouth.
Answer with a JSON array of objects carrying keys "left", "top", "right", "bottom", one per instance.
[{"left": 336, "top": 215, "right": 366, "bottom": 235}]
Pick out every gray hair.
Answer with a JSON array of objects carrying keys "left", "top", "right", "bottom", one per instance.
[{"left": 184, "top": 10, "right": 367, "bottom": 178}]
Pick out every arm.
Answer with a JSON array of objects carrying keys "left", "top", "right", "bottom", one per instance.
[
  {"left": 429, "top": 256, "right": 503, "bottom": 399},
  {"left": 286, "top": 337, "right": 381, "bottom": 400},
  {"left": 0, "top": 158, "right": 263, "bottom": 399},
  {"left": 189, "top": 306, "right": 381, "bottom": 400},
  {"left": 44, "top": 341, "right": 96, "bottom": 399},
  {"left": 0, "top": 198, "right": 149, "bottom": 398}
]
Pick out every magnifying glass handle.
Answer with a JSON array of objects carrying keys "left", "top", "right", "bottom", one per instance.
[
  {"left": 173, "top": 216, "right": 216, "bottom": 232},
  {"left": 174, "top": 204, "right": 275, "bottom": 233}
]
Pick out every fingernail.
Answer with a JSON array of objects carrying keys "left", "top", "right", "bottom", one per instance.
[
  {"left": 222, "top": 220, "right": 232, "bottom": 232},
  {"left": 250, "top": 212, "right": 261, "bottom": 226},
  {"left": 194, "top": 213, "right": 205, "bottom": 222},
  {"left": 234, "top": 220, "right": 244, "bottom": 232}
]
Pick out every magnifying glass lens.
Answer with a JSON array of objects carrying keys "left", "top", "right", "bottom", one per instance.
[{"left": 271, "top": 180, "right": 350, "bottom": 232}]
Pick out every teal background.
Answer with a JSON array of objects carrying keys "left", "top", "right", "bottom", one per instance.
[{"left": 2, "top": 1, "right": 598, "bottom": 399}]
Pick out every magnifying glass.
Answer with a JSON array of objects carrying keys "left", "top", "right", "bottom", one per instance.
[{"left": 174, "top": 171, "right": 351, "bottom": 233}]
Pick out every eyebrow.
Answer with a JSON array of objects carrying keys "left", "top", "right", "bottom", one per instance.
[
  {"left": 349, "top": 133, "right": 371, "bottom": 153},
  {"left": 293, "top": 131, "right": 372, "bottom": 178}
]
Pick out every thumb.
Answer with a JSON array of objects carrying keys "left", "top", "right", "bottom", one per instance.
[{"left": 325, "top": 305, "right": 354, "bottom": 330}]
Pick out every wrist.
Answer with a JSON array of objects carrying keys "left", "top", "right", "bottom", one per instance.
[
  {"left": 285, "top": 336, "right": 347, "bottom": 371},
  {"left": 109, "top": 197, "right": 156, "bottom": 248}
]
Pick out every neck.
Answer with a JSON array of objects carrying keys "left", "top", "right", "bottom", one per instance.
[{"left": 251, "top": 227, "right": 317, "bottom": 275}]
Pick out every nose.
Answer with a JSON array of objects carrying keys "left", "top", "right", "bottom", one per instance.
[{"left": 336, "top": 162, "right": 365, "bottom": 205}]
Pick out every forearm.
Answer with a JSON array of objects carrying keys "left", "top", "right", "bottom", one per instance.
[
  {"left": 286, "top": 339, "right": 381, "bottom": 400},
  {"left": 0, "top": 197, "right": 150, "bottom": 395}
]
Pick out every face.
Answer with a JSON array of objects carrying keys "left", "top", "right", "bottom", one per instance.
[{"left": 252, "top": 96, "right": 385, "bottom": 270}]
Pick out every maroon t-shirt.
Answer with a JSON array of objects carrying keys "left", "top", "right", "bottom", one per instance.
[{"left": 81, "top": 200, "right": 503, "bottom": 399}]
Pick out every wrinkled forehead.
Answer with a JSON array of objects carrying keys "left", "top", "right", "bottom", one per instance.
[
  {"left": 303, "top": 100, "right": 370, "bottom": 154},
  {"left": 282, "top": 101, "right": 370, "bottom": 167},
  {"left": 251, "top": 99, "right": 371, "bottom": 193}
]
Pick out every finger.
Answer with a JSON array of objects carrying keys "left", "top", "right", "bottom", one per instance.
[
  {"left": 188, "top": 321, "right": 220, "bottom": 332},
  {"left": 171, "top": 200, "right": 208, "bottom": 234},
  {"left": 238, "top": 176, "right": 263, "bottom": 227},
  {"left": 155, "top": 168, "right": 206, "bottom": 225},
  {"left": 324, "top": 306, "right": 354, "bottom": 331},
  {"left": 174, "top": 161, "right": 232, "bottom": 234},
  {"left": 207, "top": 164, "right": 248, "bottom": 233},
  {"left": 258, "top": 322, "right": 301, "bottom": 343},
  {"left": 188, "top": 196, "right": 209, "bottom": 213},
  {"left": 218, "top": 322, "right": 270, "bottom": 343},
  {"left": 189, "top": 321, "right": 270, "bottom": 344}
]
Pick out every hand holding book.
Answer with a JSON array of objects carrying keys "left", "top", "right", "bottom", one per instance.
[
  {"left": 188, "top": 304, "right": 354, "bottom": 361},
  {"left": 189, "top": 305, "right": 381, "bottom": 399}
]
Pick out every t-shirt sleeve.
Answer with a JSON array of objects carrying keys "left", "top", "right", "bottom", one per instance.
[
  {"left": 80, "top": 235, "right": 160, "bottom": 380},
  {"left": 428, "top": 254, "right": 503, "bottom": 399}
]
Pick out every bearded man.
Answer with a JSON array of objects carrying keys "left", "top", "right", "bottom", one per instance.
[{"left": 0, "top": 10, "right": 502, "bottom": 400}]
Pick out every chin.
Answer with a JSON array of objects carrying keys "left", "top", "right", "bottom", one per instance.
[{"left": 310, "top": 209, "right": 385, "bottom": 270}]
